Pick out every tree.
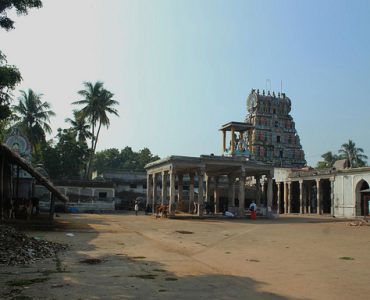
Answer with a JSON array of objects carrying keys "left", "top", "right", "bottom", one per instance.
[
  {"left": 12, "top": 89, "right": 55, "bottom": 155},
  {"left": 42, "top": 128, "right": 90, "bottom": 179},
  {"left": 339, "top": 139, "right": 368, "bottom": 168},
  {"left": 92, "top": 146, "right": 160, "bottom": 174},
  {"left": 65, "top": 110, "right": 92, "bottom": 143},
  {"left": 316, "top": 151, "right": 339, "bottom": 169},
  {"left": 73, "top": 81, "right": 119, "bottom": 178},
  {"left": 0, "top": 0, "right": 42, "bottom": 30},
  {"left": 0, "top": 51, "right": 22, "bottom": 120}
]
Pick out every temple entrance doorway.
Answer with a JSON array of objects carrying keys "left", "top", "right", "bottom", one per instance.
[{"left": 356, "top": 180, "right": 370, "bottom": 216}]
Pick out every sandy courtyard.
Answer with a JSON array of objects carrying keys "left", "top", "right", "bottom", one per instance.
[{"left": 1, "top": 213, "right": 370, "bottom": 300}]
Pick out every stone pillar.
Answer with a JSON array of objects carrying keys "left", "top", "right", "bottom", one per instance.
[
  {"left": 277, "top": 182, "right": 281, "bottom": 214},
  {"left": 178, "top": 174, "right": 184, "bottom": 210},
  {"left": 197, "top": 170, "right": 204, "bottom": 216},
  {"left": 330, "top": 178, "right": 335, "bottom": 216},
  {"left": 255, "top": 175, "right": 261, "bottom": 207},
  {"left": 238, "top": 169, "right": 246, "bottom": 216},
  {"left": 316, "top": 179, "right": 321, "bottom": 215},
  {"left": 231, "top": 127, "right": 235, "bottom": 153},
  {"left": 287, "top": 182, "right": 292, "bottom": 213},
  {"left": 146, "top": 174, "right": 151, "bottom": 207},
  {"left": 228, "top": 175, "right": 234, "bottom": 210},
  {"left": 169, "top": 171, "right": 175, "bottom": 215},
  {"left": 189, "top": 174, "right": 195, "bottom": 213},
  {"left": 214, "top": 176, "right": 219, "bottom": 213},
  {"left": 299, "top": 180, "right": 304, "bottom": 214},
  {"left": 161, "top": 171, "right": 167, "bottom": 205},
  {"left": 152, "top": 173, "right": 157, "bottom": 211},
  {"left": 267, "top": 175, "right": 273, "bottom": 212},
  {"left": 205, "top": 174, "right": 211, "bottom": 203}
]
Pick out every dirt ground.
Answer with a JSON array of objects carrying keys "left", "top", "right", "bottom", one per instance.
[{"left": 1, "top": 213, "right": 370, "bottom": 300}]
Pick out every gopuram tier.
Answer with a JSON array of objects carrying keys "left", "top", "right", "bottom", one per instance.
[
  {"left": 245, "top": 89, "right": 306, "bottom": 167},
  {"left": 220, "top": 89, "right": 306, "bottom": 168}
]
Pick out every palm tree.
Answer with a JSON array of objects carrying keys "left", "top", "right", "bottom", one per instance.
[
  {"left": 316, "top": 151, "right": 339, "bottom": 169},
  {"left": 339, "top": 139, "right": 368, "bottom": 168},
  {"left": 65, "top": 110, "right": 92, "bottom": 143},
  {"left": 72, "top": 81, "right": 119, "bottom": 178},
  {"left": 12, "top": 89, "right": 55, "bottom": 154}
]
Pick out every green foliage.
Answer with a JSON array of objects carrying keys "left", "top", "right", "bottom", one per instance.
[
  {"left": 12, "top": 89, "right": 55, "bottom": 156},
  {"left": 93, "top": 147, "right": 160, "bottom": 175},
  {"left": 316, "top": 140, "right": 368, "bottom": 169},
  {"left": 339, "top": 139, "right": 368, "bottom": 168},
  {"left": 72, "top": 81, "right": 119, "bottom": 178},
  {"left": 42, "top": 129, "right": 90, "bottom": 179},
  {"left": 316, "top": 151, "right": 339, "bottom": 169},
  {"left": 0, "top": 51, "right": 22, "bottom": 120},
  {"left": 0, "top": 0, "right": 43, "bottom": 30}
]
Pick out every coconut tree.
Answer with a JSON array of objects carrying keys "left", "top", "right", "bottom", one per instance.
[
  {"left": 339, "top": 139, "right": 368, "bottom": 168},
  {"left": 72, "top": 81, "right": 119, "bottom": 178},
  {"left": 12, "top": 89, "right": 55, "bottom": 155},
  {"left": 65, "top": 110, "right": 92, "bottom": 143}
]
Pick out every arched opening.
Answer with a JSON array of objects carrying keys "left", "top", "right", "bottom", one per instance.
[{"left": 355, "top": 180, "right": 370, "bottom": 216}]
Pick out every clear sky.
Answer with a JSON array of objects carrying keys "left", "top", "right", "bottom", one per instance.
[{"left": 1, "top": 0, "right": 369, "bottom": 166}]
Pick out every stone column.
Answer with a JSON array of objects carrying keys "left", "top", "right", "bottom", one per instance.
[
  {"left": 152, "top": 173, "right": 157, "bottom": 211},
  {"left": 267, "top": 175, "right": 273, "bottom": 212},
  {"left": 231, "top": 127, "right": 235, "bottom": 153},
  {"left": 299, "top": 180, "right": 304, "bottom": 214},
  {"left": 197, "top": 170, "right": 204, "bottom": 216},
  {"left": 287, "top": 182, "right": 292, "bottom": 213},
  {"left": 214, "top": 176, "right": 219, "bottom": 214},
  {"left": 205, "top": 174, "right": 211, "bottom": 204},
  {"left": 255, "top": 175, "right": 261, "bottom": 207},
  {"left": 161, "top": 171, "right": 167, "bottom": 205},
  {"left": 228, "top": 175, "right": 234, "bottom": 210},
  {"left": 238, "top": 169, "right": 246, "bottom": 216},
  {"left": 277, "top": 182, "right": 281, "bottom": 214},
  {"left": 169, "top": 171, "right": 175, "bottom": 215},
  {"left": 330, "top": 177, "right": 335, "bottom": 216},
  {"left": 316, "top": 179, "right": 321, "bottom": 215},
  {"left": 178, "top": 174, "right": 184, "bottom": 210},
  {"left": 146, "top": 174, "right": 151, "bottom": 207},
  {"left": 189, "top": 173, "right": 195, "bottom": 213}
]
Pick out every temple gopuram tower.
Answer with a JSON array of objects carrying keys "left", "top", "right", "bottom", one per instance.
[{"left": 245, "top": 89, "right": 306, "bottom": 167}]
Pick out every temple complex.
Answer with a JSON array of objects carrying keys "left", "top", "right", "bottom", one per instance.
[{"left": 145, "top": 88, "right": 370, "bottom": 218}]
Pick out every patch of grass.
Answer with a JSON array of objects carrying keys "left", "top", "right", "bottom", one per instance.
[
  {"left": 6, "top": 277, "right": 50, "bottom": 287},
  {"left": 339, "top": 256, "right": 355, "bottom": 261},
  {"left": 165, "top": 277, "right": 178, "bottom": 281},
  {"left": 153, "top": 268, "right": 166, "bottom": 272},
  {"left": 132, "top": 256, "right": 146, "bottom": 259},
  {"left": 129, "top": 274, "right": 158, "bottom": 280}
]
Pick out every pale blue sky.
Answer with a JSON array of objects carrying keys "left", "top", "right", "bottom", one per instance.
[{"left": 1, "top": 0, "right": 369, "bottom": 166}]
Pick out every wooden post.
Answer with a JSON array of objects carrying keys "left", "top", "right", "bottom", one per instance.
[{"left": 49, "top": 194, "right": 55, "bottom": 223}]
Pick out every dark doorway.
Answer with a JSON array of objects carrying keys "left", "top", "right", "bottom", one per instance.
[
  {"left": 321, "top": 180, "right": 331, "bottom": 214},
  {"left": 291, "top": 181, "right": 300, "bottom": 213}
]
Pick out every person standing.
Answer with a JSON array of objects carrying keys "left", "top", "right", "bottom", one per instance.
[
  {"left": 249, "top": 201, "right": 257, "bottom": 220},
  {"left": 134, "top": 201, "right": 139, "bottom": 216}
]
